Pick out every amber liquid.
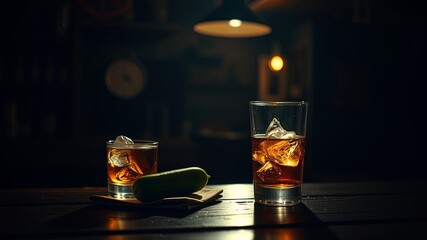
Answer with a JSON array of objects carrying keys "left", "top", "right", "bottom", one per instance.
[
  {"left": 107, "top": 145, "right": 158, "bottom": 186},
  {"left": 251, "top": 135, "right": 305, "bottom": 187}
]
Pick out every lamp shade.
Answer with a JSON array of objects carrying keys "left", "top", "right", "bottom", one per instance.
[{"left": 193, "top": 0, "right": 272, "bottom": 38}]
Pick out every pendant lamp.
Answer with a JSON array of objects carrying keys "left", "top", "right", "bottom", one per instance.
[{"left": 193, "top": 0, "right": 272, "bottom": 38}]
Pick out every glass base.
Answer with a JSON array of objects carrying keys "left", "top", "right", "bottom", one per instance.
[
  {"left": 108, "top": 183, "right": 135, "bottom": 199},
  {"left": 254, "top": 184, "right": 301, "bottom": 206}
]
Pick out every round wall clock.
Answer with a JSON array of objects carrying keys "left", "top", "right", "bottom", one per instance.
[{"left": 105, "top": 58, "right": 146, "bottom": 99}]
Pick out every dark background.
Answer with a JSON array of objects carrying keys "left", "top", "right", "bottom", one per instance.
[{"left": 1, "top": 0, "right": 426, "bottom": 187}]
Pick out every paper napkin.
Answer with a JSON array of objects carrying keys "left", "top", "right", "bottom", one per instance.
[{"left": 90, "top": 188, "right": 223, "bottom": 211}]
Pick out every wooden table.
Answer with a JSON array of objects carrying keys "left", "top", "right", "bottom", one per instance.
[{"left": 1, "top": 181, "right": 426, "bottom": 239}]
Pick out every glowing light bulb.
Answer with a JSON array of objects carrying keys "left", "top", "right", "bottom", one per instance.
[
  {"left": 229, "top": 19, "right": 242, "bottom": 28},
  {"left": 269, "top": 55, "right": 284, "bottom": 71}
]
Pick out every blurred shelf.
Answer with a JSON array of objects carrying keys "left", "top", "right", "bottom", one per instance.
[
  {"left": 79, "top": 19, "right": 181, "bottom": 35},
  {"left": 188, "top": 84, "right": 253, "bottom": 92}
]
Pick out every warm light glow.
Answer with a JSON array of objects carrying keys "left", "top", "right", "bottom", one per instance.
[
  {"left": 193, "top": 21, "right": 271, "bottom": 38},
  {"left": 192, "top": 0, "right": 272, "bottom": 38},
  {"left": 229, "top": 19, "right": 242, "bottom": 27},
  {"left": 269, "top": 55, "right": 284, "bottom": 71}
]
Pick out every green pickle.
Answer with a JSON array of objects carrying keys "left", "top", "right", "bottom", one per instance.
[{"left": 132, "top": 167, "right": 210, "bottom": 202}]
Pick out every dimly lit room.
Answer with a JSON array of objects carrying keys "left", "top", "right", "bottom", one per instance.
[{"left": 1, "top": 0, "right": 426, "bottom": 239}]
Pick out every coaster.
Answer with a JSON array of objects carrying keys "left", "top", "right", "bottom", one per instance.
[{"left": 90, "top": 188, "right": 223, "bottom": 211}]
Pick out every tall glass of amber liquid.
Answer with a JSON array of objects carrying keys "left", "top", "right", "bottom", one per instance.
[
  {"left": 106, "top": 136, "right": 158, "bottom": 199},
  {"left": 249, "top": 101, "right": 308, "bottom": 206}
]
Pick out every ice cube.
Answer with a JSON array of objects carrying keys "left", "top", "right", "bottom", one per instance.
[
  {"left": 115, "top": 162, "right": 142, "bottom": 182},
  {"left": 266, "top": 140, "right": 300, "bottom": 167},
  {"left": 252, "top": 150, "right": 267, "bottom": 165},
  {"left": 256, "top": 161, "right": 284, "bottom": 181},
  {"left": 265, "top": 118, "right": 296, "bottom": 139},
  {"left": 108, "top": 149, "right": 131, "bottom": 167},
  {"left": 113, "top": 135, "right": 134, "bottom": 145}
]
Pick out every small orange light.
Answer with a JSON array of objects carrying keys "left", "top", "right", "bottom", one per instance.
[{"left": 269, "top": 55, "right": 284, "bottom": 71}]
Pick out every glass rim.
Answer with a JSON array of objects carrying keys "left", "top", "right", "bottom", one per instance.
[
  {"left": 249, "top": 101, "right": 308, "bottom": 107},
  {"left": 106, "top": 139, "right": 158, "bottom": 145}
]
